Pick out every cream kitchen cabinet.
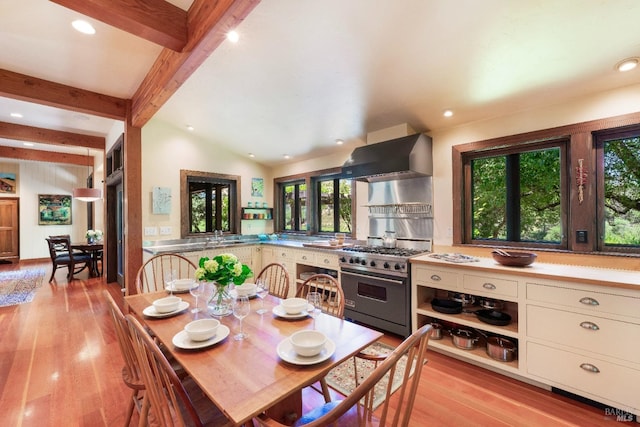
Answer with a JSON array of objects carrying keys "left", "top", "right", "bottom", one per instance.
[{"left": 410, "top": 255, "right": 640, "bottom": 418}]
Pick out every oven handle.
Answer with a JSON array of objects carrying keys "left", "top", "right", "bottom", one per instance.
[{"left": 341, "top": 270, "right": 405, "bottom": 286}]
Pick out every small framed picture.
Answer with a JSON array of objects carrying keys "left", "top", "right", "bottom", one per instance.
[
  {"left": 251, "top": 178, "right": 264, "bottom": 197},
  {"left": 39, "top": 194, "right": 72, "bottom": 225}
]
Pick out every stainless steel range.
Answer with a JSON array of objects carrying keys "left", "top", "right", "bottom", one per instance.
[{"left": 338, "top": 245, "right": 430, "bottom": 337}]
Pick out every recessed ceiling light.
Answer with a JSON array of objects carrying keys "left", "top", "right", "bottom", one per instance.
[
  {"left": 72, "top": 19, "right": 96, "bottom": 35},
  {"left": 226, "top": 30, "right": 239, "bottom": 43},
  {"left": 23, "top": 142, "right": 34, "bottom": 147},
  {"left": 615, "top": 57, "right": 639, "bottom": 72},
  {"left": 248, "top": 153, "right": 255, "bottom": 158},
  {"left": 186, "top": 125, "right": 194, "bottom": 131},
  {"left": 336, "top": 139, "right": 344, "bottom": 145},
  {"left": 283, "top": 154, "right": 291, "bottom": 159},
  {"left": 443, "top": 110, "right": 453, "bottom": 117},
  {"left": 10, "top": 112, "right": 23, "bottom": 118}
]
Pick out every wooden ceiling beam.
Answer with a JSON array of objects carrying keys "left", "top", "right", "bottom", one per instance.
[
  {"left": 131, "top": 0, "right": 261, "bottom": 127},
  {"left": 0, "top": 121, "right": 104, "bottom": 150},
  {"left": 0, "top": 145, "right": 91, "bottom": 166},
  {"left": 0, "top": 69, "right": 127, "bottom": 120},
  {"left": 49, "top": 0, "right": 187, "bottom": 52}
]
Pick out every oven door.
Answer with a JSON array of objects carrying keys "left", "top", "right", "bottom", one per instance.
[{"left": 341, "top": 269, "right": 409, "bottom": 328}]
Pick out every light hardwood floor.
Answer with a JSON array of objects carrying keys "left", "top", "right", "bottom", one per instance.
[{"left": 0, "top": 260, "right": 625, "bottom": 426}]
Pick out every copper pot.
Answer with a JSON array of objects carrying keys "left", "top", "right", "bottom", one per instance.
[{"left": 486, "top": 336, "right": 517, "bottom": 362}]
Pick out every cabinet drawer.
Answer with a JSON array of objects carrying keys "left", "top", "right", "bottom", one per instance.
[
  {"left": 296, "top": 251, "right": 315, "bottom": 264},
  {"left": 315, "top": 253, "right": 338, "bottom": 269},
  {"left": 463, "top": 274, "right": 517, "bottom": 298},
  {"left": 527, "top": 283, "right": 640, "bottom": 319},
  {"left": 413, "top": 266, "right": 460, "bottom": 291},
  {"left": 527, "top": 342, "right": 640, "bottom": 411},
  {"left": 527, "top": 305, "right": 640, "bottom": 363}
]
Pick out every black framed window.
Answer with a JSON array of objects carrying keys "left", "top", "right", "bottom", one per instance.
[
  {"left": 282, "top": 181, "right": 307, "bottom": 231},
  {"left": 317, "top": 178, "right": 352, "bottom": 233}
]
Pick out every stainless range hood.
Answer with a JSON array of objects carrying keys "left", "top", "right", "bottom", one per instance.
[{"left": 342, "top": 133, "right": 432, "bottom": 182}]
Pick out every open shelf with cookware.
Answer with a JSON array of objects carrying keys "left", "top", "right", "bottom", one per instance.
[{"left": 414, "top": 282, "right": 520, "bottom": 370}]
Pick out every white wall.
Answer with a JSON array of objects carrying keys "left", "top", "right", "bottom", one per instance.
[{"left": 141, "top": 118, "right": 274, "bottom": 241}]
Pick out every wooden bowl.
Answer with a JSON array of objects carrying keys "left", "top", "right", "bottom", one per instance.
[{"left": 492, "top": 250, "right": 537, "bottom": 267}]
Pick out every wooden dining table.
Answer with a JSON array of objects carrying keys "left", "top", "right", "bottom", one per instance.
[
  {"left": 70, "top": 241, "right": 103, "bottom": 277},
  {"left": 124, "top": 290, "right": 383, "bottom": 426}
]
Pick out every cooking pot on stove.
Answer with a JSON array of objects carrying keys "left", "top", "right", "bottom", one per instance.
[
  {"left": 382, "top": 231, "right": 397, "bottom": 248},
  {"left": 451, "top": 328, "right": 479, "bottom": 350}
]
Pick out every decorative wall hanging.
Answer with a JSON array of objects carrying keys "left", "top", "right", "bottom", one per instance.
[
  {"left": 251, "top": 178, "right": 264, "bottom": 197},
  {"left": 152, "top": 187, "right": 172, "bottom": 214},
  {"left": 576, "top": 158, "right": 588, "bottom": 204},
  {"left": 38, "top": 194, "right": 72, "bottom": 225},
  {"left": 0, "top": 172, "right": 16, "bottom": 194}
]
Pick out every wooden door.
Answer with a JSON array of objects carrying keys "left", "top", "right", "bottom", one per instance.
[{"left": 0, "top": 198, "right": 19, "bottom": 263}]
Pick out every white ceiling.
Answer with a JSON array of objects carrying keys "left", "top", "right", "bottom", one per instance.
[{"left": 1, "top": 0, "right": 639, "bottom": 163}]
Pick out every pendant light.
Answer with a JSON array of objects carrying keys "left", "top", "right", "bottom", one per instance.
[{"left": 73, "top": 149, "right": 102, "bottom": 202}]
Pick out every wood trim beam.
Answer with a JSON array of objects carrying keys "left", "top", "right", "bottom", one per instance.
[
  {"left": 0, "top": 69, "right": 127, "bottom": 120},
  {"left": 49, "top": 0, "right": 187, "bottom": 52},
  {"left": 0, "top": 121, "right": 105, "bottom": 150},
  {"left": 131, "top": 0, "right": 261, "bottom": 127},
  {"left": 0, "top": 146, "right": 91, "bottom": 166}
]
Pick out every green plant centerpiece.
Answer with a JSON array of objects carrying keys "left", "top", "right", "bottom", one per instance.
[{"left": 195, "top": 253, "right": 253, "bottom": 317}]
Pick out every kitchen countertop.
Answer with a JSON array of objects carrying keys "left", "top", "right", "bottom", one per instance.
[
  {"left": 411, "top": 253, "right": 639, "bottom": 291},
  {"left": 143, "top": 238, "right": 351, "bottom": 255}
]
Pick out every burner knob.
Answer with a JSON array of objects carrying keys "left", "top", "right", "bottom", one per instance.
[
  {"left": 348, "top": 257, "right": 355, "bottom": 264},
  {"left": 339, "top": 257, "right": 347, "bottom": 263},
  {"left": 369, "top": 260, "right": 376, "bottom": 267},
  {"left": 394, "top": 263, "right": 402, "bottom": 270},
  {"left": 360, "top": 259, "right": 367, "bottom": 266},
  {"left": 383, "top": 262, "right": 390, "bottom": 269}
]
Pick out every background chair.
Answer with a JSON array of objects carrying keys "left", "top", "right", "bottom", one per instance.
[
  {"left": 126, "top": 314, "right": 229, "bottom": 426},
  {"left": 255, "top": 324, "right": 433, "bottom": 427},
  {"left": 45, "top": 235, "right": 92, "bottom": 282},
  {"left": 132, "top": 253, "right": 196, "bottom": 295},
  {"left": 104, "top": 291, "right": 145, "bottom": 426},
  {"left": 295, "top": 273, "right": 344, "bottom": 318},
  {"left": 256, "top": 262, "right": 290, "bottom": 298}
]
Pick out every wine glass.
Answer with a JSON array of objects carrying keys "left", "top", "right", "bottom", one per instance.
[
  {"left": 233, "top": 295, "right": 250, "bottom": 340},
  {"left": 164, "top": 269, "right": 177, "bottom": 295},
  {"left": 189, "top": 281, "right": 205, "bottom": 314},
  {"left": 306, "top": 292, "right": 322, "bottom": 329},
  {"left": 255, "top": 278, "right": 269, "bottom": 315}
]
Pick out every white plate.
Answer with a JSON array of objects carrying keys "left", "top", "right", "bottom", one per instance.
[
  {"left": 277, "top": 337, "right": 336, "bottom": 365},
  {"left": 272, "top": 303, "right": 313, "bottom": 319},
  {"left": 143, "top": 301, "right": 190, "bottom": 318},
  {"left": 172, "top": 325, "right": 230, "bottom": 349},
  {"left": 166, "top": 281, "right": 198, "bottom": 293},
  {"left": 229, "top": 289, "right": 258, "bottom": 299}
]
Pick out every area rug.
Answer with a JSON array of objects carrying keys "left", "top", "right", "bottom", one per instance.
[
  {"left": 325, "top": 341, "right": 413, "bottom": 410},
  {"left": 0, "top": 269, "right": 46, "bottom": 307}
]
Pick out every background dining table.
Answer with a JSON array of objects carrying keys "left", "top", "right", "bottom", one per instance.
[
  {"left": 70, "top": 241, "right": 103, "bottom": 277},
  {"left": 124, "top": 289, "right": 383, "bottom": 426}
]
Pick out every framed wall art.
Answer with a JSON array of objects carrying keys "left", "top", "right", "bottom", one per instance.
[
  {"left": 251, "top": 178, "right": 264, "bottom": 197},
  {"left": 152, "top": 186, "right": 172, "bottom": 214},
  {"left": 0, "top": 172, "right": 16, "bottom": 194},
  {"left": 39, "top": 194, "right": 72, "bottom": 225}
]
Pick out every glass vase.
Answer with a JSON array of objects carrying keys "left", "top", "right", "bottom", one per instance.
[{"left": 207, "top": 282, "right": 232, "bottom": 317}]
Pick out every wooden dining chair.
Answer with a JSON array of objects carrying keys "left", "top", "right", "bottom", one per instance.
[
  {"left": 131, "top": 253, "right": 197, "bottom": 295},
  {"left": 104, "top": 291, "right": 145, "bottom": 426},
  {"left": 295, "top": 274, "right": 344, "bottom": 318},
  {"left": 255, "top": 324, "right": 433, "bottom": 427},
  {"left": 45, "top": 235, "right": 92, "bottom": 282},
  {"left": 256, "top": 262, "right": 290, "bottom": 299},
  {"left": 295, "top": 274, "right": 344, "bottom": 401},
  {"left": 125, "top": 314, "right": 230, "bottom": 427}
]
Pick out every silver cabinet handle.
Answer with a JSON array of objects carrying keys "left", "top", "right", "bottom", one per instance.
[
  {"left": 483, "top": 283, "right": 497, "bottom": 290},
  {"left": 579, "top": 297, "right": 599, "bottom": 306},
  {"left": 580, "top": 363, "right": 600, "bottom": 373},
  {"left": 301, "top": 255, "right": 308, "bottom": 260},
  {"left": 323, "top": 259, "right": 330, "bottom": 264},
  {"left": 580, "top": 321, "right": 600, "bottom": 331},
  {"left": 430, "top": 274, "right": 441, "bottom": 281}
]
